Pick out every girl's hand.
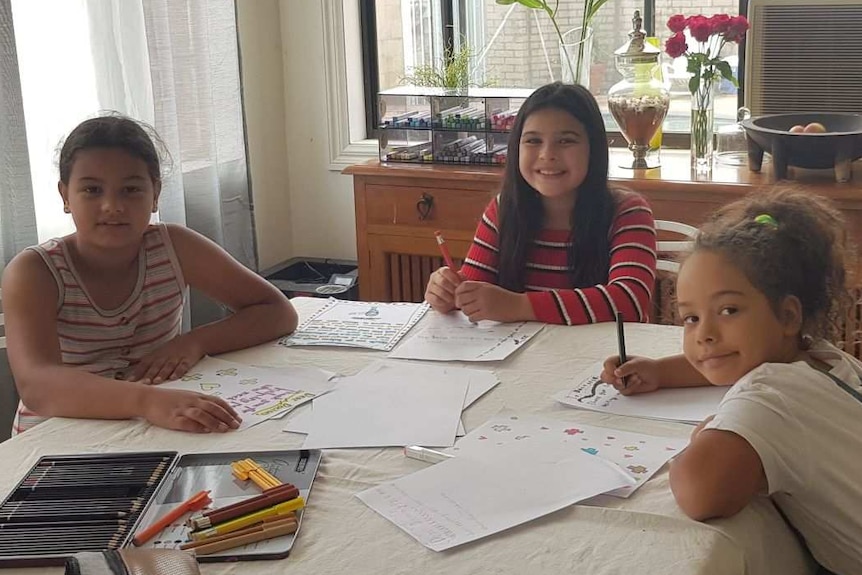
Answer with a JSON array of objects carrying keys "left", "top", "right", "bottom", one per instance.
[
  {"left": 600, "top": 355, "right": 662, "bottom": 396},
  {"left": 690, "top": 415, "right": 716, "bottom": 442},
  {"left": 127, "top": 335, "right": 206, "bottom": 385},
  {"left": 141, "top": 386, "right": 241, "bottom": 433},
  {"left": 425, "top": 267, "right": 462, "bottom": 313},
  {"left": 454, "top": 281, "right": 532, "bottom": 323}
]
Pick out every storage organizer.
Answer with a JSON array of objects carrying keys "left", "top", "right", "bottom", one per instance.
[{"left": 378, "top": 87, "right": 534, "bottom": 165}]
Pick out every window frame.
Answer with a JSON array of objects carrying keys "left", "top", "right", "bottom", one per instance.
[{"left": 361, "top": 0, "right": 748, "bottom": 149}]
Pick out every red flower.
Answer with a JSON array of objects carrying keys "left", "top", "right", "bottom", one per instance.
[
  {"left": 708, "top": 14, "right": 731, "bottom": 35},
  {"left": 725, "top": 15, "right": 750, "bottom": 43},
  {"left": 687, "top": 15, "right": 712, "bottom": 43},
  {"left": 667, "top": 14, "right": 687, "bottom": 33},
  {"left": 664, "top": 32, "right": 688, "bottom": 59}
]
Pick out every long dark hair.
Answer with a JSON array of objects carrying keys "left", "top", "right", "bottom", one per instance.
[{"left": 497, "top": 82, "right": 616, "bottom": 291}]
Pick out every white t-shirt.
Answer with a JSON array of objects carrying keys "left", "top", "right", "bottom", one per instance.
[{"left": 706, "top": 340, "right": 862, "bottom": 575}]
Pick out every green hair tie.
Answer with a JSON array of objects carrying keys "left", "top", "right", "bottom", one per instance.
[{"left": 754, "top": 214, "right": 778, "bottom": 228}]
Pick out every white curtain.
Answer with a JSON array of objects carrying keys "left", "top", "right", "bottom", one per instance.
[
  {"left": 0, "top": 0, "right": 37, "bottom": 271},
  {"left": 4, "top": 0, "right": 256, "bottom": 325}
]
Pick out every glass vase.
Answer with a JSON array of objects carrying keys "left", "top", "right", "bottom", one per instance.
[
  {"left": 560, "top": 27, "right": 593, "bottom": 88},
  {"left": 690, "top": 77, "right": 718, "bottom": 173}
]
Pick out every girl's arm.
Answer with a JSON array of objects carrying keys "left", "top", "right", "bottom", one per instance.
[
  {"left": 527, "top": 194, "right": 657, "bottom": 325},
  {"left": 165, "top": 223, "right": 298, "bottom": 355},
  {"left": 3, "top": 251, "right": 238, "bottom": 432},
  {"left": 670, "top": 428, "right": 767, "bottom": 520},
  {"left": 458, "top": 198, "right": 501, "bottom": 283}
]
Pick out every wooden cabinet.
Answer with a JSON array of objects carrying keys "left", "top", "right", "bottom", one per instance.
[{"left": 344, "top": 151, "right": 862, "bottom": 356}]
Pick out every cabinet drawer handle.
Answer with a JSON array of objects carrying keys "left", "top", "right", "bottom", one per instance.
[{"left": 416, "top": 193, "right": 434, "bottom": 220}]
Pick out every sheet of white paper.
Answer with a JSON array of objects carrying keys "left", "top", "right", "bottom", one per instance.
[
  {"left": 356, "top": 439, "right": 634, "bottom": 551},
  {"left": 284, "top": 403, "right": 467, "bottom": 437},
  {"left": 389, "top": 311, "right": 544, "bottom": 362},
  {"left": 278, "top": 299, "right": 429, "bottom": 351},
  {"left": 449, "top": 411, "right": 687, "bottom": 497},
  {"left": 283, "top": 361, "right": 498, "bottom": 437},
  {"left": 553, "top": 363, "right": 727, "bottom": 424},
  {"left": 158, "top": 357, "right": 327, "bottom": 429},
  {"left": 300, "top": 371, "right": 468, "bottom": 449}
]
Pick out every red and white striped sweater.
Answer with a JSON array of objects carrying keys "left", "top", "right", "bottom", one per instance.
[{"left": 460, "top": 193, "right": 657, "bottom": 325}]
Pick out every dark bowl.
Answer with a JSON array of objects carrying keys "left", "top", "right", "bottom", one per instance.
[{"left": 740, "top": 113, "right": 862, "bottom": 182}]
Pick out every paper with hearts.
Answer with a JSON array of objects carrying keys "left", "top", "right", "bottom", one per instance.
[
  {"left": 158, "top": 357, "right": 335, "bottom": 429},
  {"left": 448, "top": 411, "right": 687, "bottom": 497},
  {"left": 278, "top": 299, "right": 429, "bottom": 351}
]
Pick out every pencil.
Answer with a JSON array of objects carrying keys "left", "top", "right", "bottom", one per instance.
[
  {"left": 616, "top": 313, "right": 628, "bottom": 389},
  {"left": 434, "top": 231, "right": 457, "bottom": 270},
  {"left": 190, "top": 518, "right": 299, "bottom": 556},
  {"left": 190, "top": 497, "right": 304, "bottom": 541},
  {"left": 188, "top": 484, "right": 299, "bottom": 530},
  {"left": 181, "top": 514, "right": 297, "bottom": 550}
]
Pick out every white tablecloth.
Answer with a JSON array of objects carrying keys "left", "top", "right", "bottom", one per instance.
[{"left": 0, "top": 298, "right": 815, "bottom": 575}]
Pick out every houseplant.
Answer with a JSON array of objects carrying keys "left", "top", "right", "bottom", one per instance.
[
  {"left": 496, "top": 0, "right": 610, "bottom": 86},
  {"left": 664, "top": 13, "right": 749, "bottom": 170}
]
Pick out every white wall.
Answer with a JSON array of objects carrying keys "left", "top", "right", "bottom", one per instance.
[
  {"left": 237, "top": 1, "right": 366, "bottom": 267},
  {"left": 235, "top": 0, "right": 293, "bottom": 270}
]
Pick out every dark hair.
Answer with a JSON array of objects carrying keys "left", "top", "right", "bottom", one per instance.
[
  {"left": 58, "top": 114, "right": 166, "bottom": 184},
  {"left": 497, "top": 82, "right": 617, "bottom": 291},
  {"left": 692, "top": 188, "right": 849, "bottom": 343}
]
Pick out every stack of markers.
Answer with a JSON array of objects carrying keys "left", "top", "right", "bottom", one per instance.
[
  {"left": 490, "top": 109, "right": 519, "bottom": 132},
  {"left": 181, "top": 484, "right": 304, "bottom": 556},
  {"left": 435, "top": 136, "right": 508, "bottom": 165},
  {"left": 434, "top": 105, "right": 486, "bottom": 130},
  {"left": 382, "top": 110, "right": 432, "bottom": 129},
  {"left": 385, "top": 142, "right": 433, "bottom": 162}
]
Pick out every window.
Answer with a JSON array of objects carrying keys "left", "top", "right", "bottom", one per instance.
[{"left": 363, "top": 0, "right": 747, "bottom": 144}]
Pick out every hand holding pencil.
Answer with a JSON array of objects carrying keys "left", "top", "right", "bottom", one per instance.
[
  {"left": 600, "top": 354, "right": 663, "bottom": 396},
  {"left": 425, "top": 231, "right": 463, "bottom": 313}
]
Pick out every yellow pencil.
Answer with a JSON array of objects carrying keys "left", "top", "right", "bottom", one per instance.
[{"left": 190, "top": 496, "right": 304, "bottom": 541}]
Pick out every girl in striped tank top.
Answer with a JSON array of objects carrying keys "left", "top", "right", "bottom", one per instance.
[
  {"left": 425, "top": 82, "right": 656, "bottom": 325},
  {"left": 2, "top": 115, "right": 298, "bottom": 435}
]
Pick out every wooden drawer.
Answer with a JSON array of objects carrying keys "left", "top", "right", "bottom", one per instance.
[{"left": 363, "top": 184, "right": 492, "bottom": 231}]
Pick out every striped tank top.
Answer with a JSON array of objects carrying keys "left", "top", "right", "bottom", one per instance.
[{"left": 13, "top": 224, "right": 186, "bottom": 434}]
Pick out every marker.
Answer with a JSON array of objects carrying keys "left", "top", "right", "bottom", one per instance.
[
  {"left": 132, "top": 490, "right": 211, "bottom": 546},
  {"left": 616, "top": 313, "right": 628, "bottom": 389},
  {"left": 404, "top": 446, "right": 454, "bottom": 464},
  {"left": 434, "top": 231, "right": 457, "bottom": 271}
]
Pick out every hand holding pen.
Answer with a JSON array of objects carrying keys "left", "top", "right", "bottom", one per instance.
[
  {"left": 425, "top": 231, "right": 463, "bottom": 313},
  {"left": 600, "top": 355, "right": 663, "bottom": 396}
]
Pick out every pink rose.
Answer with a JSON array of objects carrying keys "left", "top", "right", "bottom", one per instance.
[
  {"left": 664, "top": 32, "right": 688, "bottom": 59},
  {"left": 709, "top": 14, "right": 731, "bottom": 35},
  {"left": 667, "top": 14, "right": 687, "bottom": 33},
  {"left": 688, "top": 15, "right": 712, "bottom": 43},
  {"left": 725, "top": 15, "right": 750, "bottom": 43}
]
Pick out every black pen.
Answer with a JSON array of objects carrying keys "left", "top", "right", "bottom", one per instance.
[{"left": 616, "top": 313, "right": 628, "bottom": 388}]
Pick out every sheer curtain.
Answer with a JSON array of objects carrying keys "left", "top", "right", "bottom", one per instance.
[
  {"left": 6, "top": 0, "right": 256, "bottom": 325},
  {"left": 0, "top": 0, "right": 37, "bottom": 271}
]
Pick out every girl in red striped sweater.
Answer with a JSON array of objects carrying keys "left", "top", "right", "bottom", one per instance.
[
  {"left": 3, "top": 115, "right": 298, "bottom": 434},
  {"left": 425, "top": 82, "right": 657, "bottom": 325}
]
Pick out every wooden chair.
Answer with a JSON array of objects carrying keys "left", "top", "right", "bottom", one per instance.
[{"left": 652, "top": 220, "right": 698, "bottom": 325}]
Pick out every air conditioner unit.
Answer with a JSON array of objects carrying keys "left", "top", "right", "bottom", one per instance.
[{"left": 744, "top": 0, "right": 862, "bottom": 115}]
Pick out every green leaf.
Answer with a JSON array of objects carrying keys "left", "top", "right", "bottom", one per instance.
[
  {"left": 715, "top": 60, "right": 734, "bottom": 81},
  {"left": 495, "top": 0, "right": 519, "bottom": 5},
  {"left": 688, "top": 74, "right": 701, "bottom": 95},
  {"left": 585, "top": 0, "right": 610, "bottom": 23},
  {"left": 686, "top": 57, "right": 701, "bottom": 75},
  {"left": 511, "top": 0, "right": 546, "bottom": 9}
]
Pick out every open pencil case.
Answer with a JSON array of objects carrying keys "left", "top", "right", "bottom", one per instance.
[{"left": 0, "top": 449, "right": 322, "bottom": 568}]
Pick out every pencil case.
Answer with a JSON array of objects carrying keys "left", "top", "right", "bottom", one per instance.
[
  {"left": 65, "top": 549, "right": 200, "bottom": 575},
  {"left": 0, "top": 449, "right": 322, "bottom": 568}
]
